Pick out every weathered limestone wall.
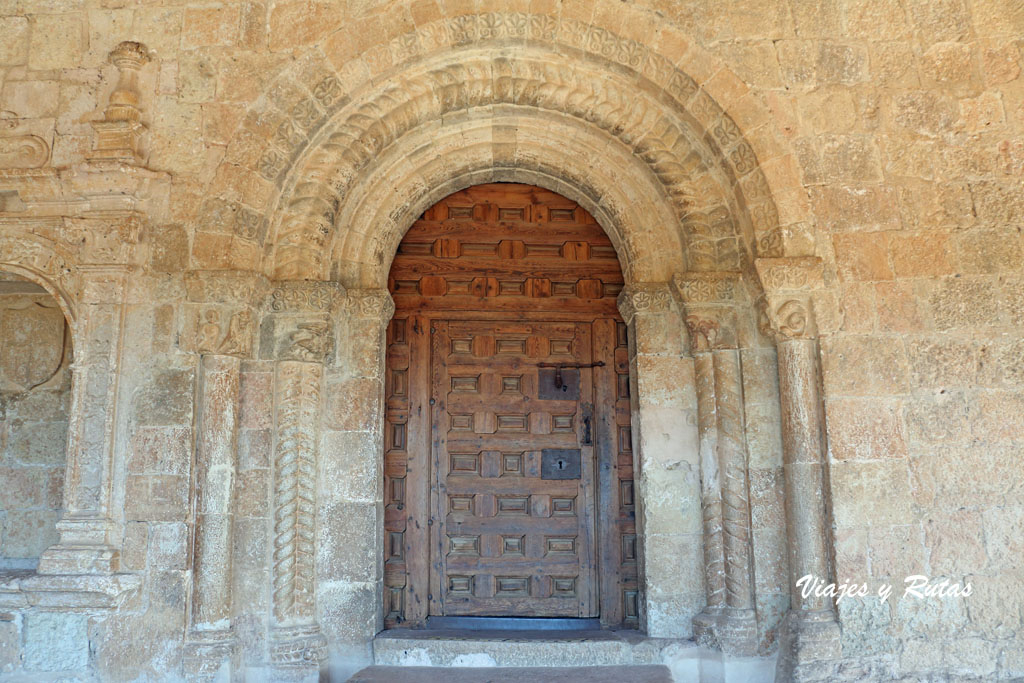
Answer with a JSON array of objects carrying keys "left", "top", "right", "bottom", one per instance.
[
  {"left": 0, "top": 279, "right": 70, "bottom": 569},
  {"left": 0, "top": 0, "right": 1021, "bottom": 681}
]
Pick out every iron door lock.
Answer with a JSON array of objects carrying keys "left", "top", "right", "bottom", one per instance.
[{"left": 541, "top": 448, "right": 581, "bottom": 479}]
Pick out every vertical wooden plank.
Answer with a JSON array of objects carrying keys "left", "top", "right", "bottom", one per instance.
[
  {"left": 403, "top": 314, "right": 431, "bottom": 625},
  {"left": 428, "top": 320, "right": 450, "bottom": 617},
  {"left": 576, "top": 321, "right": 599, "bottom": 618},
  {"left": 592, "top": 317, "right": 622, "bottom": 626}
]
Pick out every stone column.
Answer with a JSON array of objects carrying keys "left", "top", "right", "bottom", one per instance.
[
  {"left": 616, "top": 284, "right": 702, "bottom": 638},
  {"left": 38, "top": 266, "right": 132, "bottom": 575},
  {"left": 184, "top": 355, "right": 241, "bottom": 679},
  {"left": 755, "top": 258, "right": 841, "bottom": 681},
  {"left": 712, "top": 346, "right": 757, "bottom": 653},
  {"left": 262, "top": 282, "right": 340, "bottom": 680},
  {"left": 674, "top": 271, "right": 757, "bottom": 655},
  {"left": 687, "top": 319, "right": 725, "bottom": 645}
]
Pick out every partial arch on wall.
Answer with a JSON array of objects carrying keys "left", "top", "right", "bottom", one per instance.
[{"left": 0, "top": 232, "right": 79, "bottom": 330}]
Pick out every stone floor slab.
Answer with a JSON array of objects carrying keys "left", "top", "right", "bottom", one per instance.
[{"left": 347, "top": 665, "right": 674, "bottom": 682}]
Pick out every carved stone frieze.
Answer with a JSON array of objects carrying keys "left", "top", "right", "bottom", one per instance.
[
  {"left": 190, "top": 308, "right": 255, "bottom": 358},
  {"left": 185, "top": 271, "right": 267, "bottom": 306},
  {"left": 269, "top": 281, "right": 342, "bottom": 313},
  {"left": 64, "top": 214, "right": 141, "bottom": 265},
  {"left": 754, "top": 256, "right": 824, "bottom": 294},
  {"left": 0, "top": 234, "right": 79, "bottom": 316},
  {"left": 345, "top": 288, "right": 395, "bottom": 324},
  {"left": 672, "top": 271, "right": 743, "bottom": 305},
  {"left": 616, "top": 284, "right": 674, "bottom": 324}
]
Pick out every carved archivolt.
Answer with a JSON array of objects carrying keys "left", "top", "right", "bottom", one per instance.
[{"left": 195, "top": 14, "right": 803, "bottom": 286}]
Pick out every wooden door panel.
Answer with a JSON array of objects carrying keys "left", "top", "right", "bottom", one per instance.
[
  {"left": 384, "top": 183, "right": 637, "bottom": 628},
  {"left": 431, "top": 320, "right": 596, "bottom": 617}
]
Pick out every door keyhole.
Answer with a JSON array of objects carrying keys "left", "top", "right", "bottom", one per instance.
[{"left": 557, "top": 459, "right": 566, "bottom": 470}]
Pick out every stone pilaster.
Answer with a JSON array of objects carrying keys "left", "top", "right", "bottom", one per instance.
[
  {"left": 755, "top": 258, "right": 841, "bottom": 681},
  {"left": 38, "top": 266, "right": 132, "bottom": 575},
  {"left": 617, "top": 283, "right": 701, "bottom": 638},
  {"left": 263, "top": 281, "right": 341, "bottom": 680},
  {"left": 183, "top": 355, "right": 241, "bottom": 680},
  {"left": 674, "top": 271, "right": 757, "bottom": 655}
]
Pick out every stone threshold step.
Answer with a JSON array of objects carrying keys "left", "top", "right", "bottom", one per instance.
[
  {"left": 348, "top": 665, "right": 674, "bottom": 682},
  {"left": 373, "top": 629, "right": 693, "bottom": 668}
]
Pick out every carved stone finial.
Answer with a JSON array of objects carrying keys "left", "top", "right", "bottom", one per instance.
[{"left": 90, "top": 40, "right": 151, "bottom": 163}]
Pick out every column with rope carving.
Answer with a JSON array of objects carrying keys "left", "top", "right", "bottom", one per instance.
[
  {"left": 674, "top": 272, "right": 757, "bottom": 655},
  {"left": 264, "top": 282, "right": 341, "bottom": 680}
]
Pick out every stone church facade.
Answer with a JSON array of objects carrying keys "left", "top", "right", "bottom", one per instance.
[{"left": 0, "top": 0, "right": 1021, "bottom": 680}]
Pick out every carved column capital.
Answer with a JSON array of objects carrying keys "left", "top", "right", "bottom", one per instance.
[
  {"left": 672, "top": 271, "right": 745, "bottom": 352},
  {"left": 615, "top": 283, "right": 674, "bottom": 324},
  {"left": 260, "top": 281, "right": 343, "bottom": 363},
  {"left": 182, "top": 272, "right": 267, "bottom": 359},
  {"left": 758, "top": 296, "right": 816, "bottom": 342}
]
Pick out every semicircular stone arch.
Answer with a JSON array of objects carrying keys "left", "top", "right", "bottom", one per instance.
[{"left": 192, "top": 11, "right": 809, "bottom": 286}]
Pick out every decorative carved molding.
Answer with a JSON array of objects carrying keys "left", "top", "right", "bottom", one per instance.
[
  {"left": 272, "top": 362, "right": 321, "bottom": 625},
  {"left": 0, "top": 112, "right": 48, "bottom": 168},
  {"left": 754, "top": 256, "right": 824, "bottom": 294},
  {"left": 672, "top": 271, "right": 743, "bottom": 304},
  {"left": 346, "top": 288, "right": 395, "bottom": 323},
  {"left": 616, "top": 284, "right": 674, "bottom": 323},
  {"left": 0, "top": 234, "right": 79, "bottom": 320},
  {"left": 90, "top": 41, "right": 150, "bottom": 163},
  {"left": 269, "top": 281, "right": 342, "bottom": 312},
  {"left": 185, "top": 271, "right": 266, "bottom": 305}
]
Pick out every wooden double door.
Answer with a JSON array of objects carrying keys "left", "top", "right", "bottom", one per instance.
[{"left": 383, "top": 184, "right": 637, "bottom": 627}]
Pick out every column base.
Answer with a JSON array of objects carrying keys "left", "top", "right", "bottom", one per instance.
[
  {"left": 37, "top": 518, "right": 120, "bottom": 574},
  {"left": 775, "top": 609, "right": 842, "bottom": 682},
  {"left": 717, "top": 608, "right": 759, "bottom": 656},
  {"left": 270, "top": 624, "right": 327, "bottom": 681},
  {"left": 183, "top": 630, "right": 239, "bottom": 682},
  {"left": 692, "top": 610, "right": 722, "bottom": 649},
  {"left": 37, "top": 544, "right": 120, "bottom": 575}
]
